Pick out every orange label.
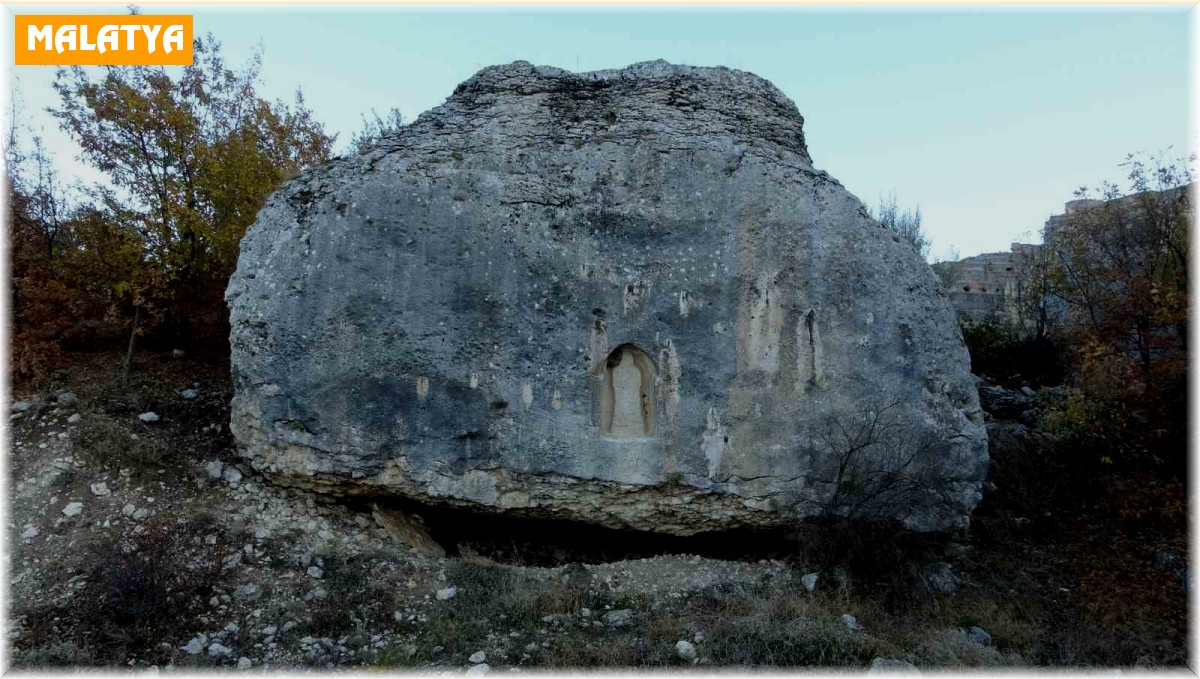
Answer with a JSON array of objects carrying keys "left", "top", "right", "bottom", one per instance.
[{"left": 15, "top": 15, "right": 193, "bottom": 66}]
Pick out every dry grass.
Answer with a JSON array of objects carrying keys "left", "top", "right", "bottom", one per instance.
[
  {"left": 12, "top": 515, "right": 232, "bottom": 667},
  {"left": 73, "top": 415, "right": 178, "bottom": 473}
]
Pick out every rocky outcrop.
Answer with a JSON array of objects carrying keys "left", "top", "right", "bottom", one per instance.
[{"left": 226, "top": 60, "right": 988, "bottom": 535}]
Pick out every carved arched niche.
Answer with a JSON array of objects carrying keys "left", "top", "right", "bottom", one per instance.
[{"left": 599, "top": 344, "right": 656, "bottom": 437}]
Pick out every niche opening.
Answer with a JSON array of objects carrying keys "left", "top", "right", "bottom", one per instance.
[{"left": 599, "top": 344, "right": 656, "bottom": 437}]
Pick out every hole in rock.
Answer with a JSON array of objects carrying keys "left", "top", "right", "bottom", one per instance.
[{"left": 349, "top": 496, "right": 806, "bottom": 567}]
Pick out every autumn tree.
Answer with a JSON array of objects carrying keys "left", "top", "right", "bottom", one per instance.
[
  {"left": 1040, "top": 152, "right": 1191, "bottom": 471},
  {"left": 1010, "top": 243, "right": 1062, "bottom": 342},
  {"left": 51, "top": 34, "right": 334, "bottom": 354},
  {"left": 6, "top": 91, "right": 82, "bottom": 382},
  {"left": 1044, "top": 153, "right": 1191, "bottom": 385}
]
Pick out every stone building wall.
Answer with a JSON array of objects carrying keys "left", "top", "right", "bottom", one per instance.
[{"left": 938, "top": 243, "right": 1040, "bottom": 328}]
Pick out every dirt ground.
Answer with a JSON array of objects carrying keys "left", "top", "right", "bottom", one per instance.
[{"left": 4, "top": 351, "right": 1189, "bottom": 670}]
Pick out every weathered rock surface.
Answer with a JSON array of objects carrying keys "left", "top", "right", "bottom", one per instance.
[
  {"left": 977, "top": 386, "right": 1034, "bottom": 419},
  {"left": 371, "top": 504, "right": 446, "bottom": 558},
  {"left": 227, "top": 60, "right": 988, "bottom": 535}
]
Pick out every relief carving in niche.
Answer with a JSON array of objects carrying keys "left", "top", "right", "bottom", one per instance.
[{"left": 599, "top": 344, "right": 656, "bottom": 437}]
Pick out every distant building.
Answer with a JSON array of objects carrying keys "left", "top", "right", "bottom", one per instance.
[
  {"left": 936, "top": 243, "right": 1041, "bottom": 328},
  {"left": 938, "top": 185, "right": 1190, "bottom": 332}
]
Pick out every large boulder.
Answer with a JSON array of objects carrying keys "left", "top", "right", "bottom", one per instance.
[{"left": 226, "top": 60, "right": 988, "bottom": 535}]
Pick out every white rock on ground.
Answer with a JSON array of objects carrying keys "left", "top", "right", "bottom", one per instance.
[
  {"left": 466, "top": 664, "right": 490, "bottom": 675},
  {"left": 67, "top": 414, "right": 82, "bottom": 424},
  {"left": 236, "top": 584, "right": 262, "bottom": 601},
  {"left": 223, "top": 467, "right": 244, "bottom": 485},
  {"left": 801, "top": 572, "right": 819, "bottom": 591},
  {"left": 436, "top": 586, "right": 457, "bottom": 600},
  {"left": 966, "top": 626, "right": 992, "bottom": 646},
  {"left": 181, "top": 389, "right": 199, "bottom": 400},
  {"left": 138, "top": 412, "right": 159, "bottom": 423},
  {"left": 841, "top": 614, "right": 863, "bottom": 631},
  {"left": 602, "top": 610, "right": 633, "bottom": 627},
  {"left": 205, "top": 460, "right": 225, "bottom": 479},
  {"left": 180, "top": 637, "right": 206, "bottom": 655},
  {"left": 12, "top": 401, "right": 30, "bottom": 412},
  {"left": 237, "top": 657, "right": 252, "bottom": 669},
  {"left": 121, "top": 504, "right": 136, "bottom": 517},
  {"left": 90, "top": 482, "right": 110, "bottom": 497},
  {"left": 469, "top": 651, "right": 487, "bottom": 664},
  {"left": 56, "top": 392, "right": 77, "bottom": 405},
  {"left": 208, "top": 642, "right": 232, "bottom": 657},
  {"left": 61, "top": 502, "right": 83, "bottom": 517},
  {"left": 20, "top": 525, "right": 38, "bottom": 539},
  {"left": 675, "top": 640, "right": 697, "bottom": 661},
  {"left": 307, "top": 566, "right": 324, "bottom": 578}
]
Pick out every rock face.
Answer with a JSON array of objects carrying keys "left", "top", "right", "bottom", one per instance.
[{"left": 226, "top": 60, "right": 988, "bottom": 535}]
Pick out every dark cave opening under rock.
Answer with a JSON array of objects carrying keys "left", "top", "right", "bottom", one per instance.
[
  {"left": 343, "top": 495, "right": 949, "bottom": 570},
  {"left": 346, "top": 495, "right": 799, "bottom": 566}
]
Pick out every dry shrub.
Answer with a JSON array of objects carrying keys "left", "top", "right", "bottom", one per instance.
[
  {"left": 10, "top": 332, "right": 64, "bottom": 385},
  {"left": 1054, "top": 476, "right": 1188, "bottom": 667},
  {"left": 305, "top": 552, "right": 405, "bottom": 639},
  {"left": 11, "top": 516, "right": 232, "bottom": 667},
  {"left": 787, "top": 519, "right": 942, "bottom": 604},
  {"left": 700, "top": 605, "right": 888, "bottom": 666},
  {"left": 82, "top": 518, "right": 229, "bottom": 659},
  {"left": 73, "top": 416, "right": 177, "bottom": 474},
  {"left": 10, "top": 641, "right": 98, "bottom": 668},
  {"left": 910, "top": 628, "right": 1020, "bottom": 667}
]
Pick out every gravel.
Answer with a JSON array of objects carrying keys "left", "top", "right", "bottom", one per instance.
[
  {"left": 236, "top": 584, "right": 262, "bottom": 601},
  {"left": 602, "top": 610, "right": 634, "bottom": 627}
]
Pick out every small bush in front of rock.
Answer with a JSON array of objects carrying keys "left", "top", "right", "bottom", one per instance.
[
  {"left": 72, "top": 416, "right": 177, "bottom": 475},
  {"left": 18, "top": 516, "right": 232, "bottom": 666}
]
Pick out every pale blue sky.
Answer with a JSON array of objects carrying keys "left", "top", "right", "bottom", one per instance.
[{"left": 5, "top": 5, "right": 1192, "bottom": 260}]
